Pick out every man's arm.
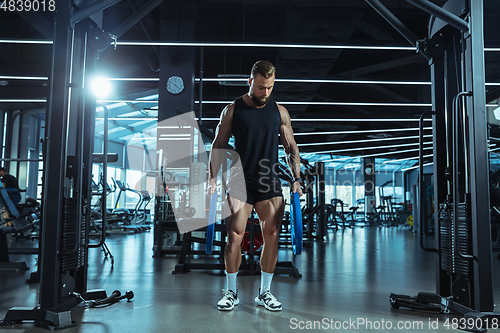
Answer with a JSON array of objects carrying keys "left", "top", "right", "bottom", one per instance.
[
  {"left": 278, "top": 105, "right": 302, "bottom": 195},
  {"left": 207, "top": 104, "right": 234, "bottom": 193}
]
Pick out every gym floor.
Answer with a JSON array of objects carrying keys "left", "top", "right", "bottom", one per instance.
[{"left": 1, "top": 226, "right": 500, "bottom": 333}]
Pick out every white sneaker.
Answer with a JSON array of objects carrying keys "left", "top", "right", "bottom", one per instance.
[
  {"left": 255, "top": 289, "right": 282, "bottom": 311},
  {"left": 217, "top": 289, "right": 239, "bottom": 311}
]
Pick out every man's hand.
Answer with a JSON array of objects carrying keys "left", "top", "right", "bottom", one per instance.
[
  {"left": 292, "top": 180, "right": 303, "bottom": 196},
  {"left": 207, "top": 178, "right": 217, "bottom": 195}
]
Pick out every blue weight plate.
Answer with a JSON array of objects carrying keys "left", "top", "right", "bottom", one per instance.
[
  {"left": 291, "top": 191, "right": 302, "bottom": 255},
  {"left": 205, "top": 190, "right": 217, "bottom": 254}
]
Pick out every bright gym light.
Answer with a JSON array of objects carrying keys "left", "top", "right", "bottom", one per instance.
[{"left": 91, "top": 78, "right": 111, "bottom": 99}]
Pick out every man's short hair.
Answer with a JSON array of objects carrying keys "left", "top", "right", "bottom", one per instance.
[
  {"left": 251, "top": 60, "right": 275, "bottom": 79},
  {"left": 0, "top": 167, "right": 5, "bottom": 172}
]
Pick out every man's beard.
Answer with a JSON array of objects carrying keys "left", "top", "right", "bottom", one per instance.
[{"left": 251, "top": 94, "right": 269, "bottom": 106}]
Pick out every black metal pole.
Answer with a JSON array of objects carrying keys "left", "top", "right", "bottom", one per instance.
[
  {"left": 452, "top": 91, "right": 474, "bottom": 260},
  {"left": 317, "top": 162, "right": 326, "bottom": 239},
  {"left": 111, "top": 0, "right": 164, "bottom": 38},
  {"left": 466, "top": 0, "right": 494, "bottom": 312},
  {"left": 98, "top": 104, "right": 109, "bottom": 247},
  {"left": 199, "top": 47, "right": 203, "bottom": 125},
  {"left": 39, "top": 0, "right": 71, "bottom": 310},
  {"left": 419, "top": 110, "right": 437, "bottom": 253},
  {"left": 81, "top": 26, "right": 97, "bottom": 294},
  {"left": 71, "top": 0, "right": 123, "bottom": 27},
  {"left": 0, "top": 158, "right": 44, "bottom": 162},
  {"left": 406, "top": 0, "right": 468, "bottom": 32},
  {"left": 365, "top": 0, "right": 419, "bottom": 47}
]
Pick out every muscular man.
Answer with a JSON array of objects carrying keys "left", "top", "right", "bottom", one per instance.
[{"left": 208, "top": 60, "right": 302, "bottom": 311}]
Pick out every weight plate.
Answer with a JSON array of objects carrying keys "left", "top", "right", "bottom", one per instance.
[{"left": 205, "top": 190, "right": 217, "bottom": 254}]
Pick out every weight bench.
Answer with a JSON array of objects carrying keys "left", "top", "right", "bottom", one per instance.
[
  {"left": 0, "top": 183, "right": 21, "bottom": 222},
  {"left": 0, "top": 183, "right": 38, "bottom": 270}
]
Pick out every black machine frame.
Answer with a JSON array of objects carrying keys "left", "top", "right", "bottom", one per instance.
[
  {"left": 366, "top": 0, "right": 499, "bottom": 331},
  {"left": 0, "top": 0, "right": 160, "bottom": 328}
]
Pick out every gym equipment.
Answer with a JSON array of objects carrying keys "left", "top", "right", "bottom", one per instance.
[
  {"left": 241, "top": 219, "right": 263, "bottom": 253},
  {"left": 87, "top": 290, "right": 134, "bottom": 308},
  {"left": 326, "top": 201, "right": 340, "bottom": 230},
  {"left": 0, "top": 183, "right": 40, "bottom": 270},
  {"left": 205, "top": 190, "right": 217, "bottom": 254},
  {"left": 407, "top": 215, "right": 414, "bottom": 227},
  {"left": 365, "top": 205, "right": 385, "bottom": 226},
  {"left": 390, "top": 293, "right": 448, "bottom": 313},
  {"left": 91, "top": 177, "right": 151, "bottom": 234},
  {"left": 490, "top": 169, "right": 500, "bottom": 251},
  {"left": 276, "top": 161, "right": 312, "bottom": 254},
  {"left": 88, "top": 173, "right": 115, "bottom": 265},
  {"left": 379, "top": 180, "right": 398, "bottom": 226},
  {"left": 278, "top": 159, "right": 316, "bottom": 242},
  {"left": 129, "top": 190, "right": 152, "bottom": 225},
  {"left": 326, "top": 199, "right": 360, "bottom": 229},
  {"left": 290, "top": 191, "right": 302, "bottom": 255},
  {"left": 0, "top": 227, "right": 29, "bottom": 270},
  {"left": 173, "top": 191, "right": 301, "bottom": 277},
  {"left": 368, "top": 0, "right": 500, "bottom": 328},
  {"left": 112, "top": 180, "right": 151, "bottom": 231},
  {"left": 174, "top": 187, "right": 226, "bottom": 273},
  {"left": 0, "top": 12, "right": 136, "bottom": 328},
  {"left": 173, "top": 220, "right": 226, "bottom": 273},
  {"left": 153, "top": 192, "right": 183, "bottom": 257}
]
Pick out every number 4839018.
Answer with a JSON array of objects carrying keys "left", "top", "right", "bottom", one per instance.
[
  {"left": 443, "top": 317, "right": 499, "bottom": 330},
  {"left": 1, "top": 0, "right": 56, "bottom": 12}
]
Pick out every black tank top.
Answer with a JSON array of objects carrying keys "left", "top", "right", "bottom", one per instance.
[{"left": 231, "top": 96, "right": 282, "bottom": 189}]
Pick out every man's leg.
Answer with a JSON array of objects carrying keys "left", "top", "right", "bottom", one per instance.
[
  {"left": 224, "top": 197, "right": 254, "bottom": 273},
  {"left": 217, "top": 196, "right": 253, "bottom": 311},
  {"left": 254, "top": 196, "right": 285, "bottom": 311}
]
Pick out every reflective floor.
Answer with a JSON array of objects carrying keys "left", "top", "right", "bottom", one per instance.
[{"left": 1, "top": 226, "right": 500, "bottom": 333}]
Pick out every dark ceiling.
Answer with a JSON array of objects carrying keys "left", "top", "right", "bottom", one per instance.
[{"left": 1, "top": 0, "right": 499, "bottom": 162}]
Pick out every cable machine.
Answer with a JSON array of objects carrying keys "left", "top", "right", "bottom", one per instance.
[
  {"left": 366, "top": 0, "right": 499, "bottom": 329},
  {"left": 0, "top": 0, "right": 162, "bottom": 328}
]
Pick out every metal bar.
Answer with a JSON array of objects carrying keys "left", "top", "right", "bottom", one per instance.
[
  {"left": 0, "top": 111, "right": 4, "bottom": 161},
  {"left": 365, "top": 0, "right": 419, "bottom": 46},
  {"left": 199, "top": 47, "right": 203, "bottom": 125},
  {"left": 365, "top": 0, "right": 430, "bottom": 61},
  {"left": 406, "top": 0, "right": 468, "bottom": 32},
  {"left": 93, "top": 104, "right": 109, "bottom": 248},
  {"left": 58, "top": 23, "right": 84, "bottom": 258},
  {"left": 317, "top": 162, "right": 326, "bottom": 239},
  {"left": 102, "top": 104, "right": 108, "bottom": 234},
  {"left": 17, "top": 11, "right": 53, "bottom": 39},
  {"left": 111, "top": 0, "right": 164, "bottom": 38},
  {"left": 0, "top": 158, "right": 43, "bottom": 162},
  {"left": 419, "top": 110, "right": 438, "bottom": 253},
  {"left": 71, "top": 0, "right": 122, "bottom": 27},
  {"left": 39, "top": 0, "right": 71, "bottom": 311},
  {"left": 4, "top": 112, "right": 13, "bottom": 169},
  {"left": 71, "top": 23, "right": 88, "bottom": 294},
  {"left": 125, "top": 0, "right": 160, "bottom": 57},
  {"left": 430, "top": 40, "right": 451, "bottom": 297},
  {"left": 466, "top": 0, "right": 494, "bottom": 312},
  {"left": 82, "top": 35, "right": 98, "bottom": 281},
  {"left": 9, "top": 248, "right": 39, "bottom": 255},
  {"left": 452, "top": 91, "right": 474, "bottom": 260}
]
